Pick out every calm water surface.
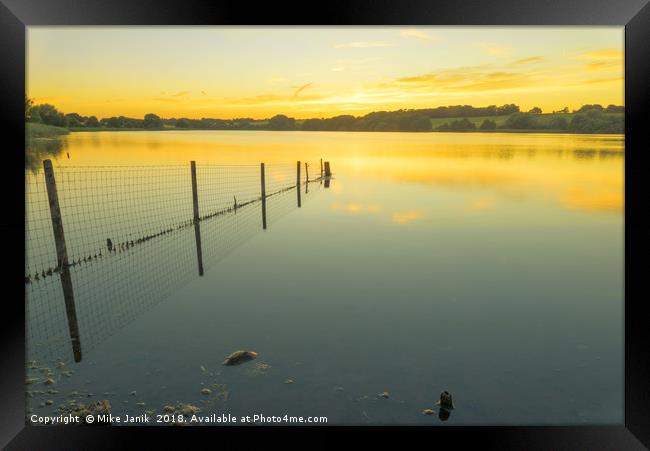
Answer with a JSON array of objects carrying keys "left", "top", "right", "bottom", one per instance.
[{"left": 26, "top": 131, "right": 623, "bottom": 425}]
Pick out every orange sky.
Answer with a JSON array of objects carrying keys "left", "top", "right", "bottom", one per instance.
[{"left": 27, "top": 27, "right": 624, "bottom": 119}]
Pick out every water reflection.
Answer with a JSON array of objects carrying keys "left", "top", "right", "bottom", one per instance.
[
  {"left": 26, "top": 170, "right": 330, "bottom": 365},
  {"left": 25, "top": 138, "right": 67, "bottom": 173}
]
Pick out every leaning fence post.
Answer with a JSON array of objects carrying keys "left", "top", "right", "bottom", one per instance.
[
  {"left": 320, "top": 158, "right": 323, "bottom": 179},
  {"left": 43, "top": 159, "right": 82, "bottom": 362},
  {"left": 296, "top": 160, "right": 302, "bottom": 207},
  {"left": 261, "top": 163, "right": 267, "bottom": 230},
  {"left": 190, "top": 161, "right": 204, "bottom": 276}
]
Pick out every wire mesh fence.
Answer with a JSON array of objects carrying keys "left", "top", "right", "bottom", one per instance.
[{"left": 25, "top": 159, "right": 331, "bottom": 365}]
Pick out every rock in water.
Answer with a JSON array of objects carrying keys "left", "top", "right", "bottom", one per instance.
[
  {"left": 422, "top": 409, "right": 436, "bottom": 416},
  {"left": 436, "top": 391, "right": 455, "bottom": 410},
  {"left": 222, "top": 351, "right": 258, "bottom": 366}
]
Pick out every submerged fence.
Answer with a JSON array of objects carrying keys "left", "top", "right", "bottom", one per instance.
[{"left": 25, "top": 158, "right": 332, "bottom": 365}]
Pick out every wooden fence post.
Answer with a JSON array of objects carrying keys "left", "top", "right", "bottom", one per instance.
[
  {"left": 261, "top": 163, "right": 267, "bottom": 229},
  {"left": 324, "top": 161, "right": 331, "bottom": 177},
  {"left": 320, "top": 158, "right": 323, "bottom": 178},
  {"left": 296, "top": 161, "right": 302, "bottom": 207},
  {"left": 43, "top": 159, "right": 82, "bottom": 362},
  {"left": 190, "top": 161, "right": 204, "bottom": 276}
]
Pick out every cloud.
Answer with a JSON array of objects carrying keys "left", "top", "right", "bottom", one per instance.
[
  {"left": 391, "top": 209, "right": 424, "bottom": 224},
  {"left": 334, "top": 41, "right": 393, "bottom": 48},
  {"left": 153, "top": 97, "right": 183, "bottom": 103},
  {"left": 576, "top": 48, "right": 623, "bottom": 72},
  {"left": 172, "top": 91, "right": 190, "bottom": 97},
  {"left": 576, "top": 48, "right": 623, "bottom": 60},
  {"left": 399, "top": 29, "right": 437, "bottom": 41},
  {"left": 476, "top": 43, "right": 511, "bottom": 57},
  {"left": 383, "top": 66, "right": 535, "bottom": 93},
  {"left": 585, "top": 60, "right": 622, "bottom": 71},
  {"left": 292, "top": 83, "right": 312, "bottom": 97},
  {"left": 511, "top": 56, "right": 544, "bottom": 65}
]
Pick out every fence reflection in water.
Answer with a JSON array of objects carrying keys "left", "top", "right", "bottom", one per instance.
[{"left": 25, "top": 159, "right": 331, "bottom": 366}]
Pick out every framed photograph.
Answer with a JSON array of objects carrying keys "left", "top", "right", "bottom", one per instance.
[{"left": 1, "top": 0, "right": 649, "bottom": 447}]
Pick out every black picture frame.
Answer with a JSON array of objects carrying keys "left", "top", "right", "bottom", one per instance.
[{"left": 1, "top": 0, "right": 648, "bottom": 448}]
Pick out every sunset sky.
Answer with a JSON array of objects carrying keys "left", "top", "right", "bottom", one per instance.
[{"left": 27, "top": 27, "right": 624, "bottom": 120}]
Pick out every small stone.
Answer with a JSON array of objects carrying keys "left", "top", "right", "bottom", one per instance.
[
  {"left": 130, "top": 391, "right": 137, "bottom": 396},
  {"left": 284, "top": 379, "right": 294, "bottom": 384},
  {"left": 422, "top": 409, "right": 436, "bottom": 416},
  {"left": 201, "top": 388, "right": 212, "bottom": 395},
  {"left": 163, "top": 405, "right": 175, "bottom": 413},
  {"left": 44, "top": 378, "right": 55, "bottom": 386},
  {"left": 45, "top": 400, "right": 54, "bottom": 405},
  {"left": 223, "top": 350, "right": 258, "bottom": 366},
  {"left": 378, "top": 392, "right": 389, "bottom": 399},
  {"left": 136, "top": 402, "right": 146, "bottom": 407}
]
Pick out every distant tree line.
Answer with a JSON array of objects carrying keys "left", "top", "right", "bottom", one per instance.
[
  {"left": 434, "top": 106, "right": 623, "bottom": 134},
  {"left": 24, "top": 97, "right": 624, "bottom": 134}
]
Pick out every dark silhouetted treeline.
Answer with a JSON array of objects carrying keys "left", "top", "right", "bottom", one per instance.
[{"left": 24, "top": 97, "right": 624, "bottom": 134}]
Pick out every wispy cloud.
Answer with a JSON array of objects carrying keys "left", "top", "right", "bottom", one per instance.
[
  {"left": 382, "top": 65, "right": 535, "bottom": 93},
  {"left": 335, "top": 41, "right": 393, "bottom": 48},
  {"left": 153, "top": 97, "right": 183, "bottom": 103},
  {"left": 172, "top": 91, "right": 190, "bottom": 97},
  {"left": 476, "top": 43, "right": 511, "bottom": 57},
  {"left": 292, "top": 83, "right": 312, "bottom": 97},
  {"left": 576, "top": 48, "right": 623, "bottom": 72},
  {"left": 511, "top": 56, "right": 544, "bottom": 65},
  {"left": 399, "top": 29, "right": 437, "bottom": 42},
  {"left": 576, "top": 48, "right": 622, "bottom": 60}
]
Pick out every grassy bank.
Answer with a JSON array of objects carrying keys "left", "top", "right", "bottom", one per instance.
[
  {"left": 430, "top": 112, "right": 622, "bottom": 129},
  {"left": 26, "top": 122, "right": 70, "bottom": 139}
]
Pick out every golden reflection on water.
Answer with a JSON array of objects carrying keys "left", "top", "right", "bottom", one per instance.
[{"left": 51, "top": 130, "right": 623, "bottom": 216}]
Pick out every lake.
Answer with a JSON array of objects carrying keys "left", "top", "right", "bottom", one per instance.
[{"left": 25, "top": 130, "right": 624, "bottom": 425}]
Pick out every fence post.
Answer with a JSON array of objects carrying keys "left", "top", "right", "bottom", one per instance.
[
  {"left": 190, "top": 161, "right": 204, "bottom": 276},
  {"left": 324, "top": 161, "right": 332, "bottom": 188},
  {"left": 43, "top": 159, "right": 82, "bottom": 362},
  {"left": 320, "top": 158, "right": 323, "bottom": 178},
  {"left": 297, "top": 160, "right": 302, "bottom": 207},
  {"left": 261, "top": 163, "right": 267, "bottom": 229}
]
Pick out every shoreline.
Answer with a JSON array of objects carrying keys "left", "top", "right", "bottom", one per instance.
[{"left": 66, "top": 127, "right": 623, "bottom": 136}]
